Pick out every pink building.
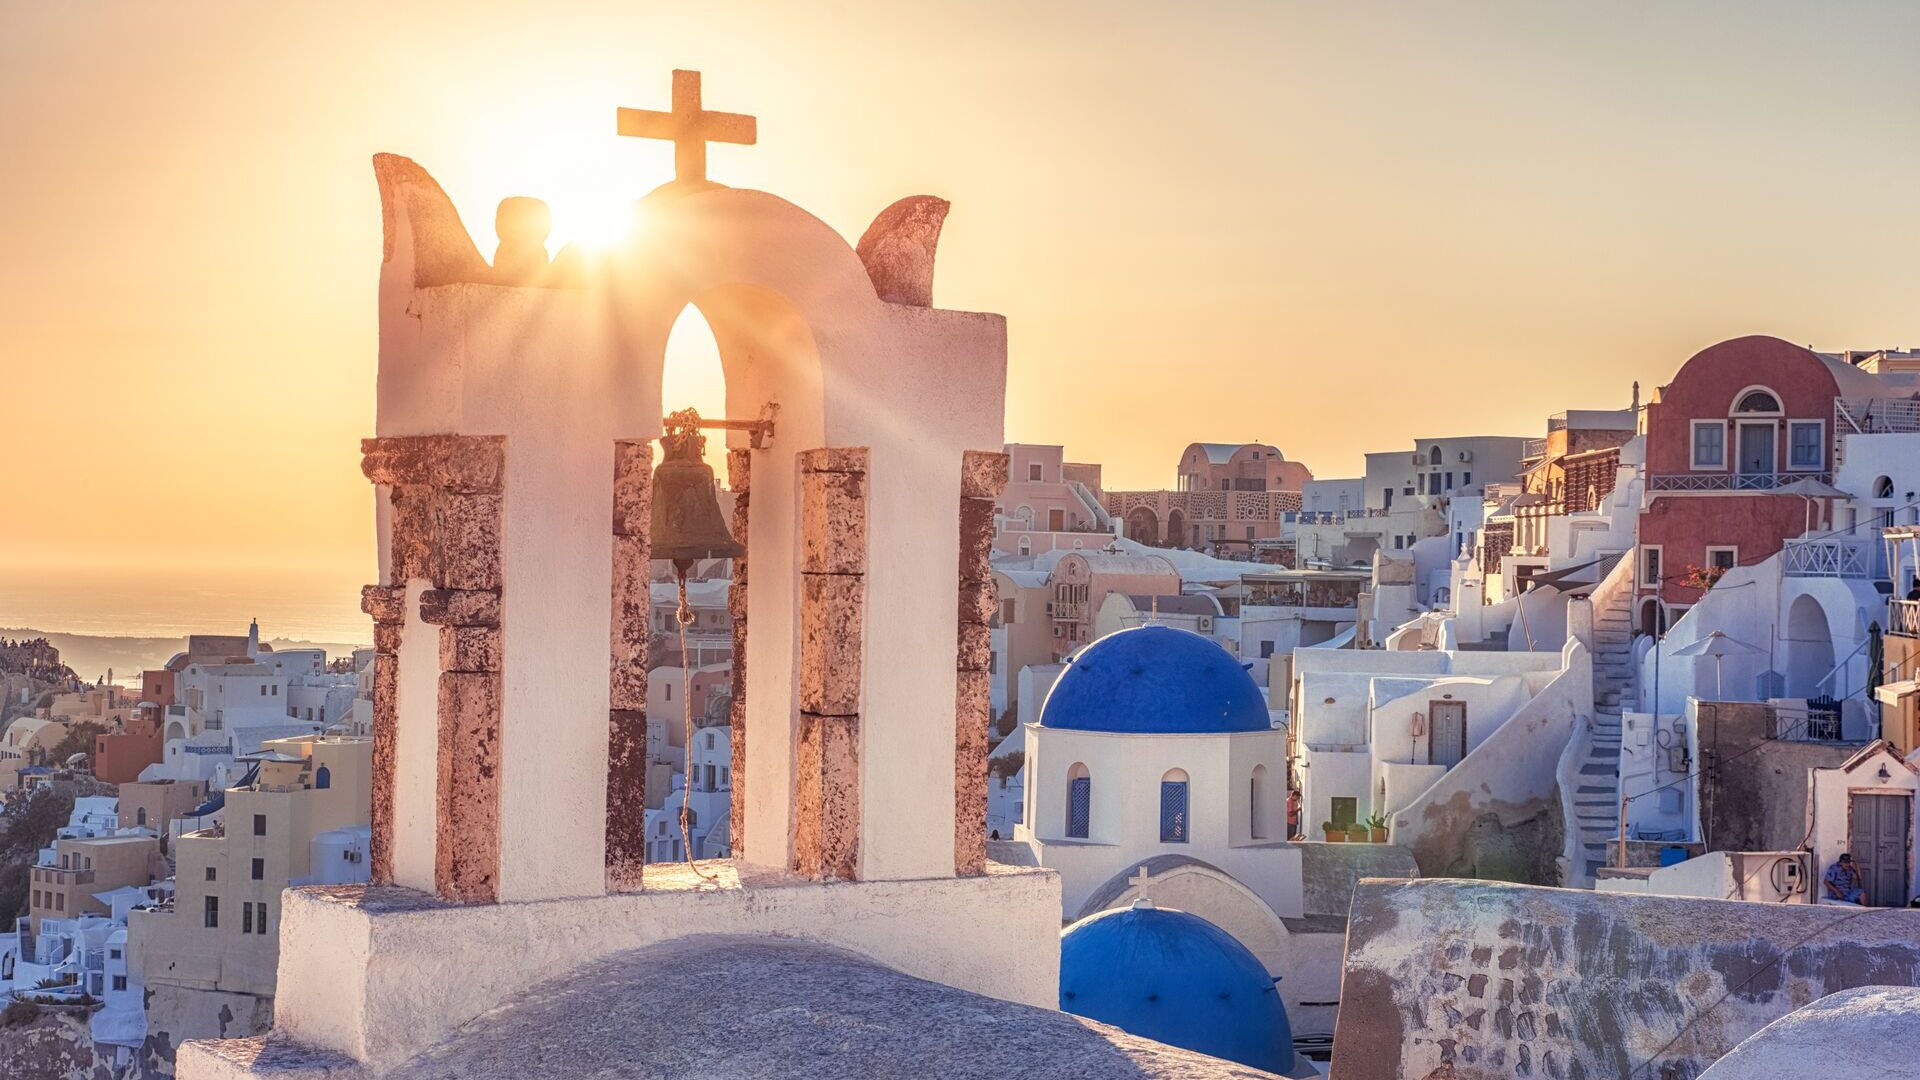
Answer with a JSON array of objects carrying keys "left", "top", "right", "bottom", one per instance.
[
  {"left": 1106, "top": 442, "right": 1310, "bottom": 552},
  {"left": 994, "top": 443, "right": 1109, "bottom": 556},
  {"left": 1637, "top": 336, "right": 1876, "bottom": 627},
  {"left": 1046, "top": 551, "right": 1180, "bottom": 659}
]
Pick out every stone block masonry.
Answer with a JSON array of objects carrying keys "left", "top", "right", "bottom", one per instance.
[
  {"left": 793, "top": 448, "right": 868, "bottom": 880},
  {"left": 361, "top": 435, "right": 506, "bottom": 904},
  {"left": 606, "top": 439, "right": 652, "bottom": 890},
  {"left": 1334, "top": 877, "right": 1920, "bottom": 1079},
  {"left": 955, "top": 450, "right": 1008, "bottom": 876}
]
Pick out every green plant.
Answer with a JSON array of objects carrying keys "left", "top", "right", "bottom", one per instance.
[
  {"left": 1364, "top": 813, "right": 1387, "bottom": 831},
  {"left": 0, "top": 999, "right": 39, "bottom": 1027}
]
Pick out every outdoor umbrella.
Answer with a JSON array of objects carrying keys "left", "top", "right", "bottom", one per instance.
[
  {"left": 1772, "top": 476, "right": 1851, "bottom": 533},
  {"left": 1672, "top": 629, "right": 1765, "bottom": 699}
]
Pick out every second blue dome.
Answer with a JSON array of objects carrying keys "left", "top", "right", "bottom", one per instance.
[{"left": 1039, "top": 625, "right": 1270, "bottom": 735}]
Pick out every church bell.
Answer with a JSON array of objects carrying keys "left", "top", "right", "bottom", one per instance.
[{"left": 650, "top": 410, "right": 745, "bottom": 567}]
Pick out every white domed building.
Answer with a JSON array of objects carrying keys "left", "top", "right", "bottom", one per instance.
[{"left": 1014, "top": 624, "right": 1414, "bottom": 1044}]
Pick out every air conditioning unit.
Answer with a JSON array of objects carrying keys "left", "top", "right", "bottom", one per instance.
[
  {"left": 1411, "top": 454, "right": 1423, "bottom": 466},
  {"left": 1458, "top": 450, "right": 1473, "bottom": 462}
]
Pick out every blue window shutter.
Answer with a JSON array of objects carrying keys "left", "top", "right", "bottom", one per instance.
[
  {"left": 1160, "top": 781, "right": 1189, "bottom": 843},
  {"left": 1067, "top": 777, "right": 1091, "bottom": 839}
]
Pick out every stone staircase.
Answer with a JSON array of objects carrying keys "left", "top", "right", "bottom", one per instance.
[{"left": 1571, "top": 581, "right": 1635, "bottom": 883}]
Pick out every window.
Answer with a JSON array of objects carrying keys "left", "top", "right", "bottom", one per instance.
[
  {"left": 1330, "top": 796, "right": 1358, "bottom": 829},
  {"left": 1029, "top": 462, "right": 1042, "bottom": 481},
  {"left": 1875, "top": 475, "right": 1896, "bottom": 499},
  {"left": 1706, "top": 547, "right": 1737, "bottom": 572},
  {"left": 271, "top": 685, "right": 278, "bottom": 696},
  {"left": 1417, "top": 473, "right": 1427, "bottom": 495},
  {"left": 253, "top": 814, "right": 267, "bottom": 837},
  {"left": 1429, "top": 446, "right": 1443, "bottom": 465},
  {"left": 1066, "top": 764, "right": 1091, "bottom": 839},
  {"left": 110, "top": 948, "right": 121, "bottom": 960},
  {"left": 665, "top": 683, "right": 672, "bottom": 702},
  {"left": 1260, "top": 641, "right": 1276, "bottom": 659},
  {"left": 251, "top": 858, "right": 264, "bottom": 881},
  {"left": 1250, "top": 764, "right": 1269, "bottom": 840},
  {"left": 257, "top": 903, "right": 269, "bottom": 935},
  {"left": 1159, "top": 770, "right": 1190, "bottom": 843},
  {"left": 1735, "top": 390, "right": 1781, "bottom": 413},
  {"left": 1691, "top": 422, "right": 1725, "bottom": 468},
  {"left": 55, "top": 893, "right": 64, "bottom": 911},
  {"left": 260, "top": 686, "right": 267, "bottom": 697},
  {"left": 136, "top": 808, "right": 147, "bottom": 826},
  {"left": 1641, "top": 546, "right": 1662, "bottom": 587},
  {"left": 205, "top": 866, "right": 216, "bottom": 882},
  {"left": 1788, "top": 422, "right": 1822, "bottom": 470},
  {"left": 243, "top": 901, "right": 254, "bottom": 934},
  {"left": 315, "top": 765, "right": 330, "bottom": 789},
  {"left": 204, "top": 896, "right": 219, "bottom": 929},
  {"left": 113, "top": 976, "right": 127, "bottom": 992},
  {"left": 1444, "top": 471, "right": 1454, "bottom": 491},
  {"left": 1462, "top": 472, "right": 1471, "bottom": 486},
  {"left": 1048, "top": 508, "right": 1065, "bottom": 531}
]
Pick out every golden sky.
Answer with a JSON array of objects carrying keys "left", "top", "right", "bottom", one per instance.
[{"left": 7, "top": 1, "right": 1920, "bottom": 625}]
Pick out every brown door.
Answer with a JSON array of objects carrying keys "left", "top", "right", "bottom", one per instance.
[
  {"left": 1429, "top": 701, "right": 1467, "bottom": 767},
  {"left": 1849, "top": 792, "right": 1912, "bottom": 906}
]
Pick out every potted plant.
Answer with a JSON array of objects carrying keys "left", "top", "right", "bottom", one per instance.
[
  {"left": 1320, "top": 820, "right": 1338, "bottom": 842},
  {"left": 1365, "top": 813, "right": 1389, "bottom": 843}
]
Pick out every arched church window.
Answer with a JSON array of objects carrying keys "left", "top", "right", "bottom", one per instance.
[
  {"left": 1429, "top": 446, "right": 1443, "bottom": 466},
  {"left": 1159, "top": 768, "right": 1189, "bottom": 843},
  {"left": 1066, "top": 763, "right": 1091, "bottom": 839},
  {"left": 315, "top": 765, "right": 331, "bottom": 790},
  {"left": 1734, "top": 389, "right": 1781, "bottom": 414},
  {"left": 1875, "top": 475, "right": 1895, "bottom": 499},
  {"left": 1249, "top": 764, "right": 1268, "bottom": 840}
]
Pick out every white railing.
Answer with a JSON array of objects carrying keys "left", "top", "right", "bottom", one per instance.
[
  {"left": 1836, "top": 397, "right": 1920, "bottom": 436},
  {"left": 1647, "top": 471, "right": 1832, "bottom": 493},
  {"left": 1890, "top": 600, "right": 1920, "bottom": 639},
  {"left": 1520, "top": 437, "right": 1549, "bottom": 462},
  {"left": 1782, "top": 537, "right": 1872, "bottom": 579}
]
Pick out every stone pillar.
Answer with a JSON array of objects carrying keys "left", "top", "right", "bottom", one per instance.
[
  {"left": 361, "top": 435, "right": 506, "bottom": 904},
  {"left": 359, "top": 585, "right": 406, "bottom": 885},
  {"left": 955, "top": 451, "right": 1008, "bottom": 876},
  {"left": 793, "top": 448, "right": 869, "bottom": 880},
  {"left": 727, "top": 447, "right": 751, "bottom": 861},
  {"left": 606, "top": 440, "right": 652, "bottom": 890}
]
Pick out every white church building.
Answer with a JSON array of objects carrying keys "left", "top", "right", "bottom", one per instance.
[{"left": 1015, "top": 624, "right": 1406, "bottom": 1039}]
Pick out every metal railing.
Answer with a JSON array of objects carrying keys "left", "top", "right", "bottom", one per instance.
[
  {"left": 1647, "top": 470, "right": 1832, "bottom": 493},
  {"left": 1520, "top": 437, "right": 1549, "bottom": 463},
  {"left": 1782, "top": 537, "right": 1872, "bottom": 579}
]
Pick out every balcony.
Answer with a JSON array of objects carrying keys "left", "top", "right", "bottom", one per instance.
[
  {"left": 1519, "top": 437, "right": 1549, "bottom": 464},
  {"left": 1890, "top": 600, "right": 1920, "bottom": 639},
  {"left": 1781, "top": 537, "right": 1872, "bottom": 579},
  {"left": 1646, "top": 471, "right": 1832, "bottom": 493}
]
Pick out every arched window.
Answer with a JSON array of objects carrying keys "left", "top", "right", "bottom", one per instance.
[
  {"left": 1249, "top": 764, "right": 1269, "bottom": 840},
  {"left": 135, "top": 808, "right": 147, "bottom": 826},
  {"left": 1875, "top": 475, "right": 1895, "bottom": 499},
  {"left": 314, "top": 765, "right": 331, "bottom": 790},
  {"left": 1160, "top": 768, "right": 1190, "bottom": 843},
  {"left": 1734, "top": 389, "right": 1782, "bottom": 414},
  {"left": 1065, "top": 762, "right": 1091, "bottom": 839},
  {"left": 1017, "top": 537, "right": 1031, "bottom": 556},
  {"left": 1429, "top": 446, "right": 1443, "bottom": 465}
]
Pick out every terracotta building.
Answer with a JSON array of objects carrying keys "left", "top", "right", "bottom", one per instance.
[
  {"left": 1107, "top": 443, "right": 1309, "bottom": 552},
  {"left": 1637, "top": 336, "right": 1892, "bottom": 627}
]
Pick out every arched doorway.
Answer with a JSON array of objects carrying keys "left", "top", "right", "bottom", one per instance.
[
  {"left": 1786, "top": 594, "right": 1835, "bottom": 699},
  {"left": 1165, "top": 509, "right": 1186, "bottom": 549},
  {"left": 1125, "top": 506, "right": 1160, "bottom": 546}
]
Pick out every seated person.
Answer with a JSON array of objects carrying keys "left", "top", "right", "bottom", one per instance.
[{"left": 1824, "top": 852, "right": 1866, "bottom": 904}]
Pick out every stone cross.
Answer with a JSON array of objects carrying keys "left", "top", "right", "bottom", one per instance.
[
  {"left": 617, "top": 69, "right": 757, "bottom": 185},
  {"left": 1129, "top": 866, "right": 1153, "bottom": 894}
]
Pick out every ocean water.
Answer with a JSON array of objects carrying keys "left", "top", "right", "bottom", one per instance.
[{"left": 0, "top": 563, "right": 373, "bottom": 644}]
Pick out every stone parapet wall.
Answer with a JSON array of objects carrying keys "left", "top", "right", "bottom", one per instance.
[{"left": 1335, "top": 877, "right": 1920, "bottom": 1079}]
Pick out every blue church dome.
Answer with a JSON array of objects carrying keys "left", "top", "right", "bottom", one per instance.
[
  {"left": 1059, "top": 901, "right": 1294, "bottom": 1074},
  {"left": 1039, "top": 625, "right": 1269, "bottom": 734}
]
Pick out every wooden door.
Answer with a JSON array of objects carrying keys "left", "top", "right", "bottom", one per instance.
[
  {"left": 1429, "top": 701, "right": 1467, "bottom": 767},
  {"left": 1849, "top": 792, "right": 1912, "bottom": 906}
]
